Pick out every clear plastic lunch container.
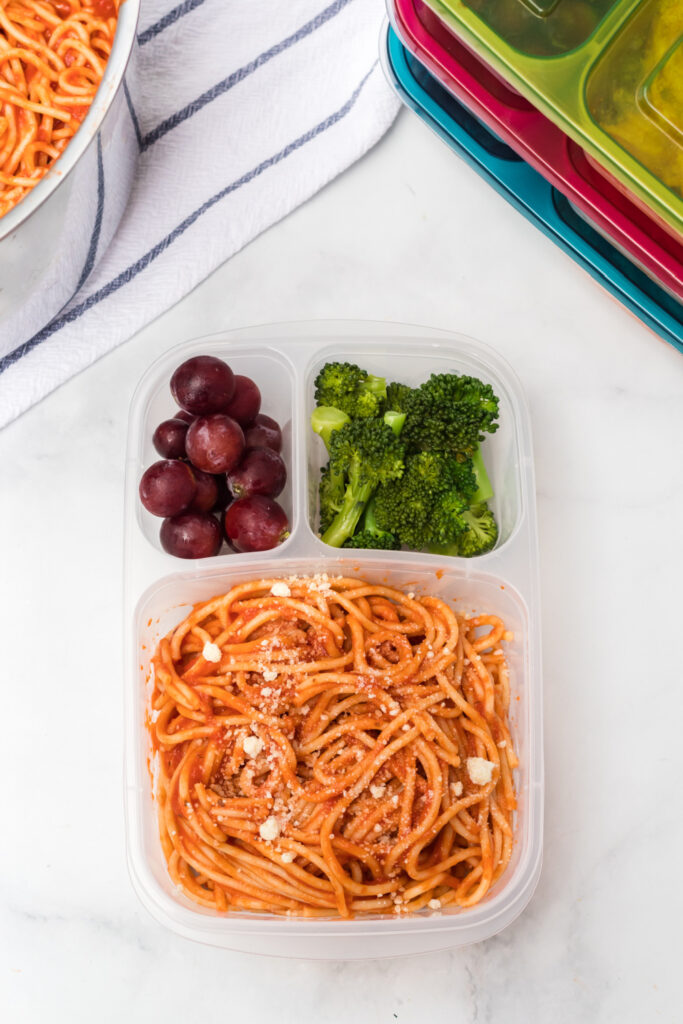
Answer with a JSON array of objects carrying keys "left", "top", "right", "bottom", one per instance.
[
  {"left": 123, "top": 321, "right": 543, "bottom": 959},
  {"left": 421, "top": 0, "right": 683, "bottom": 240}
]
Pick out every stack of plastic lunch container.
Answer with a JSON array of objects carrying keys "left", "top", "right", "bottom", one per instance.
[{"left": 381, "top": 0, "right": 683, "bottom": 352}]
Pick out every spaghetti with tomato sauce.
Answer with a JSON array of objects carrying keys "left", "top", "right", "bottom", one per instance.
[
  {"left": 0, "top": 0, "right": 120, "bottom": 218},
  {"left": 149, "top": 575, "right": 518, "bottom": 918}
]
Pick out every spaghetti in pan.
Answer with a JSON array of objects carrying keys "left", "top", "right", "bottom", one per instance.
[
  {"left": 149, "top": 575, "right": 518, "bottom": 918},
  {"left": 0, "top": 1, "right": 120, "bottom": 217}
]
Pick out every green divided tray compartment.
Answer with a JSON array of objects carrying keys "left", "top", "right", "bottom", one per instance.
[{"left": 425, "top": 0, "right": 683, "bottom": 237}]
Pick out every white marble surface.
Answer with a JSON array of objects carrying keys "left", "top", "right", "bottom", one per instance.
[{"left": 2, "top": 109, "right": 682, "bottom": 1022}]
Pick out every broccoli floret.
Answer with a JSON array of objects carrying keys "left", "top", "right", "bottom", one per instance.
[
  {"left": 343, "top": 530, "right": 399, "bottom": 550},
  {"left": 343, "top": 498, "right": 399, "bottom": 550},
  {"left": 402, "top": 373, "right": 499, "bottom": 456},
  {"left": 311, "top": 405, "right": 351, "bottom": 450},
  {"left": 385, "top": 381, "right": 413, "bottom": 413},
  {"left": 429, "top": 490, "right": 470, "bottom": 547},
  {"left": 314, "top": 362, "right": 387, "bottom": 419},
  {"left": 458, "top": 504, "right": 498, "bottom": 557},
  {"left": 320, "top": 418, "right": 405, "bottom": 548},
  {"left": 374, "top": 451, "right": 472, "bottom": 551},
  {"left": 319, "top": 461, "right": 344, "bottom": 534},
  {"left": 430, "top": 504, "right": 498, "bottom": 558},
  {"left": 448, "top": 457, "right": 479, "bottom": 503}
]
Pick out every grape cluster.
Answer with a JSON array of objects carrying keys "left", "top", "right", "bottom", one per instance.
[{"left": 139, "top": 356, "right": 289, "bottom": 557}]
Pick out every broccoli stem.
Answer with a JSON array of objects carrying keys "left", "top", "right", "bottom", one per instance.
[
  {"left": 311, "top": 406, "right": 351, "bottom": 450},
  {"left": 321, "top": 480, "right": 375, "bottom": 548},
  {"left": 384, "top": 410, "right": 406, "bottom": 436},
  {"left": 471, "top": 446, "right": 493, "bottom": 504},
  {"left": 365, "top": 374, "right": 387, "bottom": 397}
]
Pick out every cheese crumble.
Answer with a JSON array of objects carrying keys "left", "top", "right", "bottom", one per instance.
[
  {"left": 259, "top": 816, "right": 280, "bottom": 841},
  {"left": 466, "top": 757, "right": 495, "bottom": 786},
  {"left": 243, "top": 735, "right": 264, "bottom": 759},
  {"left": 370, "top": 784, "right": 386, "bottom": 799},
  {"left": 281, "top": 851, "right": 295, "bottom": 864},
  {"left": 202, "top": 642, "right": 222, "bottom": 663},
  {"left": 270, "top": 582, "right": 291, "bottom": 597},
  {"left": 428, "top": 898, "right": 442, "bottom": 910}
]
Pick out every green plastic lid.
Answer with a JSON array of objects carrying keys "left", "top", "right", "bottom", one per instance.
[{"left": 427, "top": 0, "right": 683, "bottom": 237}]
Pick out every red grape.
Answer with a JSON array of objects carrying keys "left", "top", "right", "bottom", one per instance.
[
  {"left": 244, "top": 413, "right": 282, "bottom": 453},
  {"left": 228, "top": 447, "right": 286, "bottom": 499},
  {"left": 152, "top": 418, "right": 189, "bottom": 459},
  {"left": 224, "top": 496, "right": 290, "bottom": 552},
  {"left": 223, "top": 374, "right": 261, "bottom": 426},
  {"left": 139, "top": 460, "right": 196, "bottom": 517},
  {"left": 185, "top": 414, "right": 245, "bottom": 474},
  {"left": 171, "top": 355, "right": 235, "bottom": 415},
  {"left": 160, "top": 513, "right": 223, "bottom": 558},
  {"left": 187, "top": 468, "right": 219, "bottom": 513},
  {"left": 174, "top": 409, "right": 195, "bottom": 425},
  {"left": 212, "top": 473, "right": 231, "bottom": 512}
]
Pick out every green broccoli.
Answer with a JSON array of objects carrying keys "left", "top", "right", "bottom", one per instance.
[
  {"left": 385, "top": 381, "right": 413, "bottom": 413},
  {"left": 314, "top": 362, "right": 387, "bottom": 419},
  {"left": 311, "top": 405, "right": 351, "bottom": 449},
  {"left": 319, "top": 461, "right": 345, "bottom": 534},
  {"left": 458, "top": 504, "right": 498, "bottom": 557},
  {"left": 343, "top": 498, "right": 399, "bottom": 550},
  {"left": 401, "top": 373, "right": 499, "bottom": 456},
  {"left": 384, "top": 410, "right": 406, "bottom": 437},
  {"left": 470, "top": 445, "right": 494, "bottom": 504},
  {"left": 320, "top": 418, "right": 405, "bottom": 548},
  {"left": 373, "top": 451, "right": 472, "bottom": 551},
  {"left": 430, "top": 503, "right": 498, "bottom": 558}
]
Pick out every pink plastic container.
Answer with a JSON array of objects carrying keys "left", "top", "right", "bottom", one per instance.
[{"left": 389, "top": 0, "right": 683, "bottom": 301}]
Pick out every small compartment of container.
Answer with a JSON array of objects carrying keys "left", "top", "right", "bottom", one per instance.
[
  {"left": 417, "top": 0, "right": 683, "bottom": 238},
  {"left": 133, "top": 343, "right": 298, "bottom": 556},
  {"left": 124, "top": 321, "right": 543, "bottom": 958},
  {"left": 459, "top": 0, "right": 619, "bottom": 57},
  {"left": 586, "top": 0, "right": 683, "bottom": 200},
  {"left": 303, "top": 341, "right": 525, "bottom": 553},
  {"left": 388, "top": 0, "right": 683, "bottom": 298}
]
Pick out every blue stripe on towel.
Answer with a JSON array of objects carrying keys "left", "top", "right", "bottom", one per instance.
[
  {"left": 0, "top": 63, "right": 377, "bottom": 376},
  {"left": 123, "top": 79, "right": 144, "bottom": 151},
  {"left": 74, "top": 136, "right": 106, "bottom": 293},
  {"left": 140, "top": 0, "right": 355, "bottom": 151},
  {"left": 138, "top": 0, "right": 207, "bottom": 46}
]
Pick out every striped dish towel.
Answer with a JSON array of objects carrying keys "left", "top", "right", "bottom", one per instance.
[{"left": 0, "top": 0, "right": 398, "bottom": 428}]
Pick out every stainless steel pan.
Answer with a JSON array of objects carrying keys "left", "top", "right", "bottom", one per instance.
[{"left": 0, "top": 0, "right": 141, "bottom": 359}]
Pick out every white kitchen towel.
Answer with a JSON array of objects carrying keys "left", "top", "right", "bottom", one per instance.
[{"left": 0, "top": 0, "right": 399, "bottom": 427}]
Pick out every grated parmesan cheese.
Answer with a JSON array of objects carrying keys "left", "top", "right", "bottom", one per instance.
[
  {"left": 259, "top": 816, "right": 280, "bottom": 841},
  {"left": 270, "top": 581, "right": 291, "bottom": 597},
  {"left": 262, "top": 668, "right": 278, "bottom": 682},
  {"left": 202, "top": 642, "right": 222, "bottom": 663},
  {"left": 281, "top": 851, "right": 295, "bottom": 864},
  {"left": 466, "top": 757, "right": 495, "bottom": 786},
  {"left": 243, "top": 735, "right": 264, "bottom": 759},
  {"left": 428, "top": 898, "right": 442, "bottom": 910},
  {"left": 452, "top": 781, "right": 463, "bottom": 797},
  {"left": 370, "top": 784, "right": 386, "bottom": 799}
]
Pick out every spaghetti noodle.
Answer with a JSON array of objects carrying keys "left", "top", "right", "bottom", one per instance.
[
  {"left": 0, "top": 1, "right": 120, "bottom": 218},
  {"left": 149, "top": 575, "right": 518, "bottom": 918}
]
